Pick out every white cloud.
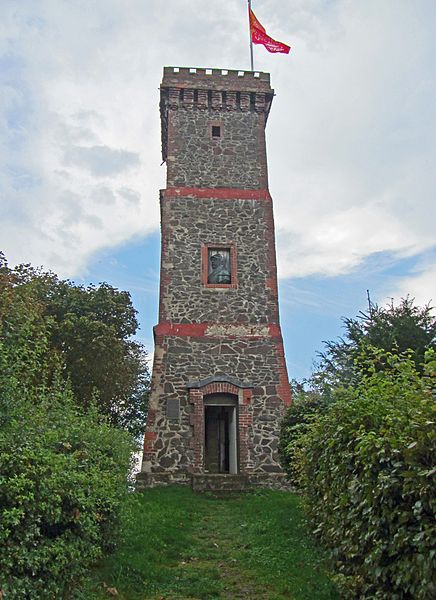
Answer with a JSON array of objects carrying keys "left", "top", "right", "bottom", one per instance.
[
  {"left": 268, "top": 1, "right": 436, "bottom": 283},
  {"left": 386, "top": 261, "right": 436, "bottom": 308},
  {"left": 0, "top": 0, "right": 435, "bottom": 295},
  {"left": 63, "top": 145, "right": 140, "bottom": 177}
]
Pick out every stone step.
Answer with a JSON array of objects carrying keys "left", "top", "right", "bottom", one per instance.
[
  {"left": 136, "top": 471, "right": 293, "bottom": 492},
  {"left": 191, "top": 473, "right": 253, "bottom": 493}
]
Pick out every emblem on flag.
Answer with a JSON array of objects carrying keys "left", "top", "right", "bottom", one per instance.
[{"left": 249, "top": 6, "right": 290, "bottom": 54}]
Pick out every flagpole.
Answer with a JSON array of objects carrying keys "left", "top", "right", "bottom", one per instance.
[{"left": 248, "top": 0, "right": 254, "bottom": 71}]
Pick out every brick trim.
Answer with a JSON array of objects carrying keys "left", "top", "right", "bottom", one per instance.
[
  {"left": 276, "top": 340, "right": 293, "bottom": 406},
  {"left": 188, "top": 388, "right": 204, "bottom": 473},
  {"left": 188, "top": 381, "right": 253, "bottom": 474},
  {"left": 143, "top": 431, "right": 156, "bottom": 454},
  {"left": 154, "top": 322, "right": 282, "bottom": 338},
  {"left": 163, "top": 187, "right": 272, "bottom": 201},
  {"left": 201, "top": 382, "right": 240, "bottom": 396}
]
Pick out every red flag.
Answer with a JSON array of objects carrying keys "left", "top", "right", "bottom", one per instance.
[{"left": 249, "top": 8, "right": 290, "bottom": 54}]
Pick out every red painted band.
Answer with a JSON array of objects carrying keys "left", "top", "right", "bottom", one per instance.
[
  {"left": 163, "top": 187, "right": 271, "bottom": 201},
  {"left": 154, "top": 322, "right": 282, "bottom": 338},
  {"left": 154, "top": 323, "right": 208, "bottom": 337}
]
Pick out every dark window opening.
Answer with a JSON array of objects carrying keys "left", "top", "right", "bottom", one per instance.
[
  {"left": 205, "top": 406, "right": 230, "bottom": 473},
  {"left": 211, "top": 125, "right": 221, "bottom": 138}
]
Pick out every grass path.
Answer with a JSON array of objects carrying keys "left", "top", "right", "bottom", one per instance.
[{"left": 80, "top": 487, "right": 338, "bottom": 600}]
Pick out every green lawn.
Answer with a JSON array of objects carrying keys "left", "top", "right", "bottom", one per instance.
[{"left": 78, "top": 487, "right": 338, "bottom": 600}]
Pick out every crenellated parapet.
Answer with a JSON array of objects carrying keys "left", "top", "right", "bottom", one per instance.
[
  {"left": 161, "top": 66, "right": 273, "bottom": 91},
  {"left": 160, "top": 66, "right": 274, "bottom": 187},
  {"left": 161, "top": 67, "right": 273, "bottom": 114}
]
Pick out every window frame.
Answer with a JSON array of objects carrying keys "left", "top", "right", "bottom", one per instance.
[
  {"left": 201, "top": 243, "right": 238, "bottom": 289},
  {"left": 209, "top": 120, "right": 224, "bottom": 141}
]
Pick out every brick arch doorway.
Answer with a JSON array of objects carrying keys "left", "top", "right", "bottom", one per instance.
[
  {"left": 187, "top": 377, "right": 253, "bottom": 476},
  {"left": 204, "top": 394, "right": 238, "bottom": 475}
]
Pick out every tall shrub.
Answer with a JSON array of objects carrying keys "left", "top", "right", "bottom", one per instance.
[
  {"left": 0, "top": 394, "right": 133, "bottom": 599},
  {"left": 317, "top": 297, "right": 435, "bottom": 389},
  {"left": 300, "top": 349, "right": 436, "bottom": 599},
  {"left": 0, "top": 255, "right": 134, "bottom": 599}
]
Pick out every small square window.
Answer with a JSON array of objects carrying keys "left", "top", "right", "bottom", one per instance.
[{"left": 211, "top": 125, "right": 221, "bottom": 138}]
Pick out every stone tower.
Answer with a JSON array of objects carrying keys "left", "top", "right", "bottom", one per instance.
[{"left": 137, "top": 67, "right": 291, "bottom": 491}]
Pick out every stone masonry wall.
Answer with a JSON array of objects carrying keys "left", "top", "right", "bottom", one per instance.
[
  {"left": 145, "top": 333, "right": 288, "bottom": 475},
  {"left": 158, "top": 193, "right": 279, "bottom": 325},
  {"left": 167, "top": 110, "right": 265, "bottom": 189},
  {"left": 145, "top": 190, "right": 291, "bottom": 476}
]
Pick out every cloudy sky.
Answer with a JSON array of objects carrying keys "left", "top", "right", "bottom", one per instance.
[{"left": 1, "top": 0, "right": 435, "bottom": 379}]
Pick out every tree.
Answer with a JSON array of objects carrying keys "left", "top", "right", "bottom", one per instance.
[
  {"left": 318, "top": 296, "right": 435, "bottom": 389},
  {"left": 0, "top": 253, "right": 150, "bottom": 437}
]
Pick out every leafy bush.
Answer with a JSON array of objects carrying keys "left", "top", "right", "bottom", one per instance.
[
  {"left": 0, "top": 393, "right": 134, "bottom": 599},
  {"left": 299, "top": 349, "right": 436, "bottom": 599},
  {"left": 0, "top": 254, "right": 135, "bottom": 598}
]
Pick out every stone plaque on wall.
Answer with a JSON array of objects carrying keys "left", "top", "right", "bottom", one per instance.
[{"left": 166, "top": 398, "right": 180, "bottom": 419}]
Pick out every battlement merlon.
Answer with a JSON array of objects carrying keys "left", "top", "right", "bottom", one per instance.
[
  {"left": 161, "top": 66, "right": 273, "bottom": 94},
  {"left": 160, "top": 67, "right": 274, "bottom": 163}
]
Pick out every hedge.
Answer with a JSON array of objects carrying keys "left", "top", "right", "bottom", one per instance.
[
  {"left": 0, "top": 390, "right": 134, "bottom": 599},
  {"left": 299, "top": 350, "right": 436, "bottom": 599}
]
